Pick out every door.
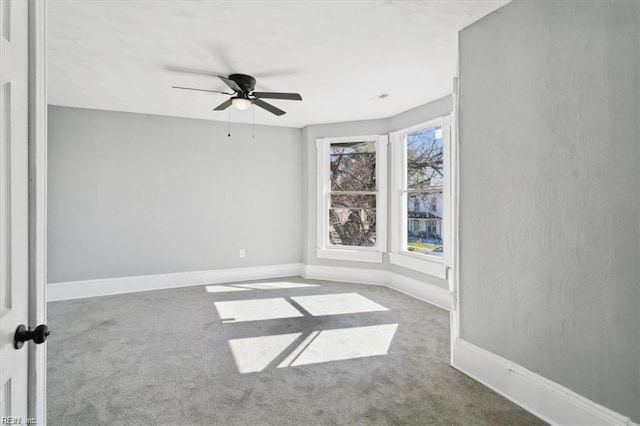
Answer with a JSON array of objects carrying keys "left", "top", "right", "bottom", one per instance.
[{"left": 0, "top": 0, "right": 30, "bottom": 418}]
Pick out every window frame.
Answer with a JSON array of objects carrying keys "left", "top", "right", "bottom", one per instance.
[
  {"left": 389, "top": 116, "right": 451, "bottom": 278},
  {"left": 316, "top": 135, "right": 388, "bottom": 263}
]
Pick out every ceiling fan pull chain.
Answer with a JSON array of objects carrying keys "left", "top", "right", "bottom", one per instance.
[
  {"left": 252, "top": 105, "right": 255, "bottom": 139},
  {"left": 228, "top": 108, "right": 231, "bottom": 138}
]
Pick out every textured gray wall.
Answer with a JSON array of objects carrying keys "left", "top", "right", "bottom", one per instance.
[
  {"left": 458, "top": 0, "right": 639, "bottom": 421},
  {"left": 48, "top": 106, "right": 302, "bottom": 282},
  {"left": 302, "top": 96, "right": 453, "bottom": 289}
]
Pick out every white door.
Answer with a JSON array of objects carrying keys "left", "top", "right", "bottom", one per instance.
[{"left": 0, "top": 0, "right": 30, "bottom": 418}]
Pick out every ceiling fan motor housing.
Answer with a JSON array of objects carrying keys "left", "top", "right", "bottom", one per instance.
[{"left": 229, "top": 74, "right": 256, "bottom": 93}]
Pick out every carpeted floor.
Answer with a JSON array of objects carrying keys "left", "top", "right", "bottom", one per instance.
[{"left": 47, "top": 277, "right": 546, "bottom": 425}]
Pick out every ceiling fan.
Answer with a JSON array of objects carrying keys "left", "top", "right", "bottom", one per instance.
[{"left": 172, "top": 73, "right": 302, "bottom": 116}]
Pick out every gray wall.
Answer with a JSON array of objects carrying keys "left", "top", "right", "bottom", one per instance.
[
  {"left": 458, "top": 0, "right": 639, "bottom": 421},
  {"left": 302, "top": 96, "right": 453, "bottom": 289},
  {"left": 48, "top": 106, "right": 302, "bottom": 282},
  {"left": 49, "top": 96, "right": 453, "bottom": 287}
]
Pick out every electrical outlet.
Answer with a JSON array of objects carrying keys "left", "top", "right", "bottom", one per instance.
[{"left": 239, "top": 249, "right": 246, "bottom": 258}]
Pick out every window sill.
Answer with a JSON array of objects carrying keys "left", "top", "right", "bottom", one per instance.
[
  {"left": 389, "top": 252, "right": 447, "bottom": 279},
  {"left": 316, "top": 248, "right": 383, "bottom": 263}
]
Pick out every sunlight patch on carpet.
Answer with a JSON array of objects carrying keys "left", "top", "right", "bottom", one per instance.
[
  {"left": 229, "top": 333, "right": 302, "bottom": 373},
  {"left": 279, "top": 324, "right": 398, "bottom": 367},
  {"left": 235, "top": 282, "right": 319, "bottom": 290},
  {"left": 214, "top": 298, "right": 305, "bottom": 323},
  {"left": 206, "top": 281, "right": 319, "bottom": 293},
  {"left": 291, "top": 293, "right": 389, "bottom": 316},
  {"left": 228, "top": 324, "right": 398, "bottom": 373}
]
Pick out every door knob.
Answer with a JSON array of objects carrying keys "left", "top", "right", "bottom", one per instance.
[{"left": 14, "top": 324, "right": 50, "bottom": 349}]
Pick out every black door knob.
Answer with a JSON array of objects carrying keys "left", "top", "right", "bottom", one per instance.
[{"left": 14, "top": 324, "right": 50, "bottom": 349}]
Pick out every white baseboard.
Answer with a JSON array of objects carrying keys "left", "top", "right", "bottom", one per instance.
[
  {"left": 48, "top": 263, "right": 451, "bottom": 312},
  {"left": 48, "top": 263, "right": 305, "bottom": 302},
  {"left": 302, "top": 264, "right": 451, "bottom": 311},
  {"left": 49, "top": 263, "right": 452, "bottom": 314},
  {"left": 452, "top": 338, "right": 638, "bottom": 426}
]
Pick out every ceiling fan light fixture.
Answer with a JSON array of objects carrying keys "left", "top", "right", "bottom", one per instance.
[{"left": 231, "top": 97, "right": 252, "bottom": 110}]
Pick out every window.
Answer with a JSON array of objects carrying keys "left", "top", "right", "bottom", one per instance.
[
  {"left": 390, "top": 117, "right": 451, "bottom": 278},
  {"left": 316, "top": 135, "right": 387, "bottom": 262},
  {"left": 406, "top": 125, "right": 444, "bottom": 255}
]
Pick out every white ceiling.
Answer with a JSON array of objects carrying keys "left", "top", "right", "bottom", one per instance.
[{"left": 47, "top": 1, "right": 508, "bottom": 128}]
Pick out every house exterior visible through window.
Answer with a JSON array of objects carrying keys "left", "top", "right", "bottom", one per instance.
[
  {"left": 406, "top": 124, "right": 444, "bottom": 255},
  {"left": 390, "top": 117, "right": 451, "bottom": 278},
  {"left": 316, "top": 135, "right": 387, "bottom": 263}
]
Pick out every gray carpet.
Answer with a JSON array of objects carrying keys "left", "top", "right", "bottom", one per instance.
[{"left": 47, "top": 277, "right": 546, "bottom": 425}]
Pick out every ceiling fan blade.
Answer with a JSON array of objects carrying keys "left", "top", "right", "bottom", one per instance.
[
  {"left": 172, "top": 86, "right": 231, "bottom": 95},
  {"left": 213, "top": 99, "right": 232, "bottom": 111},
  {"left": 253, "top": 98, "right": 286, "bottom": 116},
  {"left": 165, "top": 65, "right": 225, "bottom": 78},
  {"left": 218, "top": 75, "right": 242, "bottom": 92},
  {"left": 252, "top": 92, "right": 302, "bottom": 101}
]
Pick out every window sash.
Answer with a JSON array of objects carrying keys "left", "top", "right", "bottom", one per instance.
[
  {"left": 327, "top": 145, "right": 378, "bottom": 248},
  {"left": 401, "top": 126, "right": 443, "bottom": 254},
  {"left": 316, "top": 135, "right": 387, "bottom": 258},
  {"left": 389, "top": 116, "right": 450, "bottom": 276}
]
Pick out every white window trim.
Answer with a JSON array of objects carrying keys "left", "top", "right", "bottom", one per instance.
[
  {"left": 389, "top": 116, "right": 451, "bottom": 278},
  {"left": 316, "top": 135, "right": 387, "bottom": 263}
]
